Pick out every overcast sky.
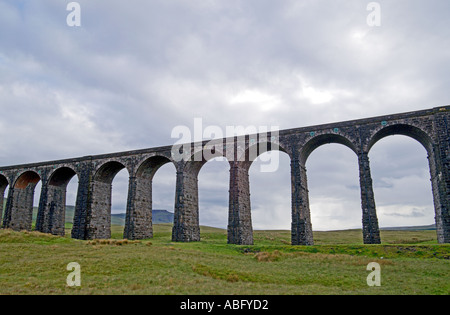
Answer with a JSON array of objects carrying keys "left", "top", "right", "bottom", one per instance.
[{"left": 1, "top": 0, "right": 449, "bottom": 232}]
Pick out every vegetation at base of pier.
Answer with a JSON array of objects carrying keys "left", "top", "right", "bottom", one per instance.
[{"left": 0, "top": 225, "right": 448, "bottom": 295}]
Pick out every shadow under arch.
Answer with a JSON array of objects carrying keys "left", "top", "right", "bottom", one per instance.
[
  {"left": 48, "top": 166, "right": 78, "bottom": 187},
  {"left": 87, "top": 161, "right": 128, "bottom": 239},
  {"left": 136, "top": 155, "right": 174, "bottom": 179},
  {"left": 14, "top": 170, "right": 41, "bottom": 189},
  {"left": 94, "top": 161, "right": 127, "bottom": 184},
  {"left": 36, "top": 166, "right": 79, "bottom": 236},
  {"left": 124, "top": 155, "right": 176, "bottom": 240}
]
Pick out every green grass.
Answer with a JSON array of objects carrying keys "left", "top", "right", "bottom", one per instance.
[{"left": 0, "top": 225, "right": 448, "bottom": 295}]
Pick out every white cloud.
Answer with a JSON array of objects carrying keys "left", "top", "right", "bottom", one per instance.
[{"left": 229, "top": 89, "right": 282, "bottom": 111}]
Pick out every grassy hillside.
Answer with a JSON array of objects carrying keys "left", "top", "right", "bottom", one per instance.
[{"left": 0, "top": 225, "right": 448, "bottom": 295}]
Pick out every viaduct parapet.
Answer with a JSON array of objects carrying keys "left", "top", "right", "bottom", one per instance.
[{"left": 1, "top": 106, "right": 449, "bottom": 245}]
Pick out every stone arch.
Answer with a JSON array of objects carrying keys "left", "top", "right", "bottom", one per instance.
[
  {"left": 239, "top": 137, "right": 289, "bottom": 166},
  {"left": 48, "top": 166, "right": 78, "bottom": 187},
  {"left": 225, "top": 139, "right": 290, "bottom": 245},
  {"left": 181, "top": 140, "right": 229, "bottom": 177},
  {"left": 94, "top": 161, "right": 127, "bottom": 184},
  {"left": 124, "top": 155, "right": 175, "bottom": 240},
  {"left": 87, "top": 161, "right": 128, "bottom": 239},
  {"left": 37, "top": 167, "right": 79, "bottom": 236},
  {"left": 367, "top": 123, "right": 433, "bottom": 154},
  {"left": 306, "top": 142, "right": 361, "bottom": 233},
  {"left": 291, "top": 134, "right": 359, "bottom": 245},
  {"left": 172, "top": 142, "right": 232, "bottom": 243},
  {"left": 135, "top": 155, "right": 174, "bottom": 180},
  {"left": 6, "top": 170, "right": 41, "bottom": 231},
  {"left": 300, "top": 133, "right": 358, "bottom": 165},
  {"left": 368, "top": 123, "right": 438, "bottom": 236},
  {"left": 13, "top": 170, "right": 41, "bottom": 189}
]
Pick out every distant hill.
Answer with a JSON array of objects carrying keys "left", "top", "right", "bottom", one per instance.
[
  {"left": 110, "top": 210, "right": 174, "bottom": 226},
  {"left": 380, "top": 224, "right": 436, "bottom": 231}
]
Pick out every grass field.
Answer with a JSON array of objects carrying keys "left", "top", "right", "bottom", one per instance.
[{"left": 0, "top": 224, "right": 448, "bottom": 295}]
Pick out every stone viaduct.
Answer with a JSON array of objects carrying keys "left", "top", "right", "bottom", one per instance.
[{"left": 0, "top": 106, "right": 449, "bottom": 245}]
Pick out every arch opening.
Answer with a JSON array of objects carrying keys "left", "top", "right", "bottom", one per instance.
[
  {"left": 9, "top": 171, "right": 41, "bottom": 231},
  {"left": 136, "top": 156, "right": 172, "bottom": 179},
  {"left": 151, "top": 162, "right": 177, "bottom": 229},
  {"left": 111, "top": 168, "right": 129, "bottom": 237},
  {"left": 15, "top": 171, "right": 40, "bottom": 189},
  {"left": 49, "top": 167, "right": 77, "bottom": 187},
  {"left": 172, "top": 146, "right": 229, "bottom": 243},
  {"left": 369, "top": 135, "right": 435, "bottom": 233},
  {"left": 89, "top": 161, "right": 128, "bottom": 239},
  {"left": 225, "top": 141, "right": 289, "bottom": 245},
  {"left": 198, "top": 157, "right": 230, "bottom": 235},
  {"left": 301, "top": 134, "right": 358, "bottom": 166},
  {"left": 306, "top": 143, "right": 361, "bottom": 240},
  {"left": 43, "top": 167, "right": 79, "bottom": 236},
  {"left": 243, "top": 139, "right": 287, "bottom": 165},
  {"left": 368, "top": 124, "right": 433, "bottom": 154},
  {"left": 249, "top": 150, "right": 291, "bottom": 242},
  {"left": 94, "top": 161, "right": 126, "bottom": 184},
  {"left": 125, "top": 155, "right": 176, "bottom": 240}
]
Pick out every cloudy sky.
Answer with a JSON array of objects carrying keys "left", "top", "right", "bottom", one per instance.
[{"left": 1, "top": 0, "right": 449, "bottom": 232}]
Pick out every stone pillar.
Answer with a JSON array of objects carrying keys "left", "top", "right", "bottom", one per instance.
[
  {"left": 291, "top": 159, "right": 314, "bottom": 245},
  {"left": 71, "top": 164, "right": 93, "bottom": 240},
  {"left": 124, "top": 176, "right": 153, "bottom": 240},
  {"left": 84, "top": 162, "right": 127, "bottom": 240},
  {"left": 0, "top": 177, "right": 8, "bottom": 227},
  {"left": 172, "top": 164, "right": 200, "bottom": 242},
  {"left": 34, "top": 177, "right": 48, "bottom": 233},
  {"left": 431, "top": 111, "right": 450, "bottom": 243},
  {"left": 358, "top": 152, "right": 381, "bottom": 244},
  {"left": 2, "top": 186, "right": 13, "bottom": 229},
  {"left": 228, "top": 161, "right": 253, "bottom": 245},
  {"left": 86, "top": 179, "right": 113, "bottom": 239},
  {"left": 36, "top": 184, "right": 67, "bottom": 236},
  {"left": 6, "top": 182, "right": 39, "bottom": 231},
  {"left": 0, "top": 192, "right": 3, "bottom": 227}
]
